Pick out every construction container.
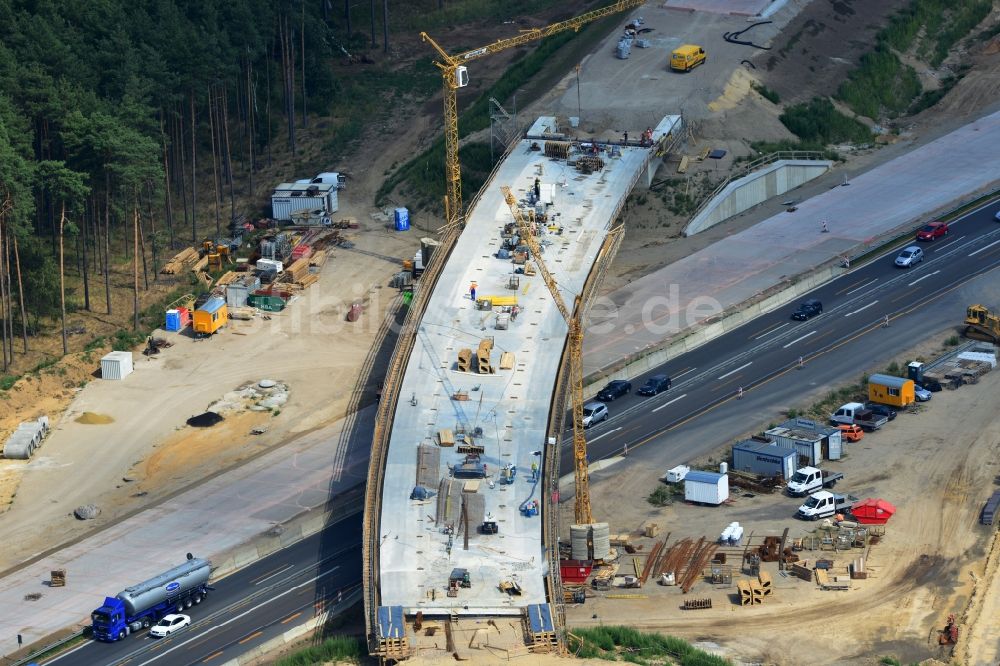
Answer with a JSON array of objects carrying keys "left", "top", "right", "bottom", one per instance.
[
  {"left": 101, "top": 351, "right": 134, "bottom": 380},
  {"left": 732, "top": 439, "right": 796, "bottom": 480},
  {"left": 867, "top": 374, "right": 915, "bottom": 408},
  {"left": 394, "top": 207, "right": 410, "bottom": 231},
  {"left": 559, "top": 560, "right": 593, "bottom": 584},
  {"left": 256, "top": 258, "right": 284, "bottom": 274},
  {"left": 246, "top": 293, "right": 286, "bottom": 312},
  {"left": 270, "top": 182, "right": 338, "bottom": 220},
  {"left": 291, "top": 244, "right": 312, "bottom": 261},
  {"left": 764, "top": 418, "right": 842, "bottom": 463},
  {"left": 982, "top": 490, "right": 1000, "bottom": 526},
  {"left": 851, "top": 498, "right": 896, "bottom": 525},
  {"left": 420, "top": 237, "right": 440, "bottom": 267},
  {"left": 225, "top": 274, "right": 261, "bottom": 309},
  {"left": 683, "top": 471, "right": 729, "bottom": 505},
  {"left": 193, "top": 296, "right": 228, "bottom": 335}
]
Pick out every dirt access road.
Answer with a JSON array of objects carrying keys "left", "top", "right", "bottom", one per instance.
[
  {"left": 0, "top": 214, "right": 416, "bottom": 572},
  {"left": 569, "top": 331, "right": 1000, "bottom": 665}
]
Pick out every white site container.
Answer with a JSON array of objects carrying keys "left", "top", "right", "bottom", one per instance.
[
  {"left": 663, "top": 465, "right": 690, "bottom": 483},
  {"left": 683, "top": 471, "right": 729, "bottom": 505},
  {"left": 256, "top": 258, "right": 284, "bottom": 274},
  {"left": 101, "top": 351, "right": 134, "bottom": 380}
]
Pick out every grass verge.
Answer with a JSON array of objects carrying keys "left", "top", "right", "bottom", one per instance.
[
  {"left": 570, "top": 626, "right": 730, "bottom": 665},
  {"left": 272, "top": 634, "right": 365, "bottom": 666}
]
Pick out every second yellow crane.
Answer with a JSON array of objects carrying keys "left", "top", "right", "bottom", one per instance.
[{"left": 422, "top": 0, "right": 646, "bottom": 232}]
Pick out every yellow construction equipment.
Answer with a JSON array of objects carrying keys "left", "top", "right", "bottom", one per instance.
[
  {"left": 501, "top": 185, "right": 594, "bottom": 525},
  {"left": 422, "top": 0, "right": 645, "bottom": 232},
  {"left": 964, "top": 304, "right": 1000, "bottom": 343}
]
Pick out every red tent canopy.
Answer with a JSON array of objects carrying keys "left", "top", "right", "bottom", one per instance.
[{"left": 852, "top": 498, "right": 896, "bottom": 525}]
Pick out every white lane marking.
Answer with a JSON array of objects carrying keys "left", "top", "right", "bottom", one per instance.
[
  {"left": 783, "top": 330, "right": 817, "bottom": 349},
  {"left": 718, "top": 362, "right": 752, "bottom": 380},
  {"left": 969, "top": 239, "right": 1000, "bottom": 256},
  {"left": 672, "top": 367, "right": 697, "bottom": 380},
  {"left": 754, "top": 322, "right": 789, "bottom": 339},
  {"left": 652, "top": 394, "right": 688, "bottom": 412},
  {"left": 932, "top": 236, "right": 963, "bottom": 252},
  {"left": 141, "top": 567, "right": 339, "bottom": 664},
  {"left": 587, "top": 427, "right": 621, "bottom": 443},
  {"left": 907, "top": 270, "right": 940, "bottom": 287},
  {"left": 845, "top": 278, "right": 878, "bottom": 296},
  {"left": 844, "top": 301, "right": 878, "bottom": 317},
  {"left": 253, "top": 563, "right": 295, "bottom": 586}
]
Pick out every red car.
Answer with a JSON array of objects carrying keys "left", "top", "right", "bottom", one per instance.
[{"left": 916, "top": 221, "right": 948, "bottom": 241}]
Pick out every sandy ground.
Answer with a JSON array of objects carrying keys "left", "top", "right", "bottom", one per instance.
[
  {"left": 0, "top": 211, "right": 417, "bottom": 571},
  {"left": 568, "top": 330, "right": 1000, "bottom": 665}
]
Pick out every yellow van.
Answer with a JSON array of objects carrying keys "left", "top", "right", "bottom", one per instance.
[{"left": 670, "top": 44, "right": 706, "bottom": 72}]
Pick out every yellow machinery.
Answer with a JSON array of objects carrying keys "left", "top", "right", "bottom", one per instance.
[
  {"left": 964, "top": 304, "right": 1000, "bottom": 343},
  {"left": 501, "top": 185, "right": 596, "bottom": 525},
  {"left": 422, "top": 0, "right": 645, "bottom": 232}
]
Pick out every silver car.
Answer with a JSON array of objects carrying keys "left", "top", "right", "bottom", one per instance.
[
  {"left": 582, "top": 402, "right": 608, "bottom": 428},
  {"left": 894, "top": 246, "right": 923, "bottom": 268}
]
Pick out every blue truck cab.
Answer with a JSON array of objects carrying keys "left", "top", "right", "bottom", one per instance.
[{"left": 91, "top": 556, "right": 211, "bottom": 641}]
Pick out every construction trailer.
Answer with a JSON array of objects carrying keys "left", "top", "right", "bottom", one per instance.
[
  {"left": 684, "top": 471, "right": 729, "bottom": 505},
  {"left": 764, "top": 418, "right": 843, "bottom": 464},
  {"left": 193, "top": 296, "right": 228, "bottom": 335},
  {"left": 270, "top": 182, "right": 338, "bottom": 220},
  {"left": 225, "top": 274, "right": 262, "bottom": 309},
  {"left": 731, "top": 439, "right": 796, "bottom": 480},
  {"left": 867, "top": 374, "right": 915, "bottom": 408}
]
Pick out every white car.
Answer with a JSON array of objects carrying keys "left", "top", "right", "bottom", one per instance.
[
  {"left": 894, "top": 246, "right": 923, "bottom": 268},
  {"left": 150, "top": 614, "right": 191, "bottom": 638},
  {"left": 994, "top": 210, "right": 1000, "bottom": 221},
  {"left": 582, "top": 402, "right": 608, "bottom": 428},
  {"left": 914, "top": 385, "right": 932, "bottom": 402}
]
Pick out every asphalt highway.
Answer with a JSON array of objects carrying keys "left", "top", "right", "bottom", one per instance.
[
  {"left": 564, "top": 199, "right": 1000, "bottom": 473},
  {"left": 46, "top": 513, "right": 362, "bottom": 666}
]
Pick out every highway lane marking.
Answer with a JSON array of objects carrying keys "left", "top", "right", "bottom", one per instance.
[
  {"left": 840, "top": 278, "right": 878, "bottom": 296},
  {"left": 907, "top": 270, "right": 940, "bottom": 286},
  {"left": 139, "top": 566, "right": 340, "bottom": 664},
  {"left": 617, "top": 251, "right": 1000, "bottom": 459},
  {"left": 252, "top": 563, "right": 295, "bottom": 585},
  {"left": 652, "top": 394, "right": 687, "bottom": 412},
  {"left": 969, "top": 239, "right": 1000, "bottom": 256},
  {"left": 238, "top": 631, "right": 263, "bottom": 644},
  {"left": 782, "top": 330, "right": 816, "bottom": 348},
  {"left": 587, "top": 427, "right": 621, "bottom": 443},
  {"left": 753, "top": 322, "right": 789, "bottom": 340},
  {"left": 892, "top": 289, "right": 917, "bottom": 303},
  {"left": 844, "top": 301, "right": 878, "bottom": 317},
  {"left": 202, "top": 651, "right": 224, "bottom": 662},
  {"left": 717, "top": 362, "right": 752, "bottom": 380},
  {"left": 672, "top": 366, "right": 696, "bottom": 380},
  {"left": 932, "top": 236, "right": 963, "bottom": 252},
  {"left": 281, "top": 612, "right": 303, "bottom": 624}
]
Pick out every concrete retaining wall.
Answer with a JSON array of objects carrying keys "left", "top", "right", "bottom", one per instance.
[{"left": 684, "top": 160, "right": 832, "bottom": 236}]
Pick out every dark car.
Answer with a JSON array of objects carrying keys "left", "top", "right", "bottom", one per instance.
[
  {"left": 791, "top": 299, "right": 823, "bottom": 321},
  {"left": 596, "top": 379, "right": 631, "bottom": 402},
  {"left": 636, "top": 374, "right": 672, "bottom": 396},
  {"left": 865, "top": 402, "right": 897, "bottom": 421},
  {"left": 921, "top": 377, "right": 943, "bottom": 392}
]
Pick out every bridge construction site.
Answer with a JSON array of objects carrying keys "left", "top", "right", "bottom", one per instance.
[{"left": 362, "top": 113, "right": 680, "bottom": 658}]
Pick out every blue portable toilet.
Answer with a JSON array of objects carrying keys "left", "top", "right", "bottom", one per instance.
[
  {"left": 165, "top": 309, "right": 181, "bottom": 332},
  {"left": 394, "top": 207, "right": 410, "bottom": 231}
]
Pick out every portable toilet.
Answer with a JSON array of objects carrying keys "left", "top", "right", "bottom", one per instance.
[
  {"left": 394, "top": 207, "right": 410, "bottom": 231},
  {"left": 193, "top": 296, "right": 228, "bottom": 335},
  {"left": 867, "top": 374, "right": 915, "bottom": 408}
]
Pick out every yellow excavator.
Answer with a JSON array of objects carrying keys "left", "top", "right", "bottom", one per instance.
[{"left": 964, "top": 304, "right": 1000, "bottom": 343}]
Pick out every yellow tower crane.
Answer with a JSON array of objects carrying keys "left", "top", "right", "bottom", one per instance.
[
  {"left": 501, "top": 185, "right": 598, "bottom": 525},
  {"left": 422, "top": 0, "right": 646, "bottom": 232}
]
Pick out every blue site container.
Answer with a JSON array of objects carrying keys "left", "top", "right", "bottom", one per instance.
[
  {"left": 394, "top": 207, "right": 410, "bottom": 231},
  {"left": 165, "top": 309, "right": 181, "bottom": 332}
]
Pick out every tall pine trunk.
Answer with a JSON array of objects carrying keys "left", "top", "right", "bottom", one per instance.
[
  {"left": 132, "top": 206, "right": 139, "bottom": 330},
  {"left": 104, "top": 184, "right": 112, "bottom": 315},
  {"left": 161, "top": 116, "right": 175, "bottom": 250},
  {"left": 208, "top": 85, "right": 221, "bottom": 236},
  {"left": 12, "top": 232, "right": 27, "bottom": 353},
  {"left": 191, "top": 93, "right": 197, "bottom": 243},
  {"left": 222, "top": 86, "right": 236, "bottom": 220},
  {"left": 59, "top": 204, "right": 68, "bottom": 355}
]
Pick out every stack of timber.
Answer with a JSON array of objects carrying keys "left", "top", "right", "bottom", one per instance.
[
  {"left": 309, "top": 250, "right": 327, "bottom": 268},
  {"left": 284, "top": 257, "right": 317, "bottom": 288},
  {"left": 160, "top": 247, "right": 199, "bottom": 274},
  {"left": 215, "top": 271, "right": 240, "bottom": 287}
]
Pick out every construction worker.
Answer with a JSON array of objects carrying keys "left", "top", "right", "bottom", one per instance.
[
  {"left": 534, "top": 177, "right": 541, "bottom": 200},
  {"left": 531, "top": 462, "right": 538, "bottom": 481},
  {"left": 623, "top": 131, "right": 629, "bottom": 145},
  {"left": 883, "top": 314, "right": 890, "bottom": 328},
  {"left": 798, "top": 356, "right": 804, "bottom": 370},
  {"left": 470, "top": 282, "right": 477, "bottom": 302},
  {"left": 821, "top": 220, "right": 829, "bottom": 233},
  {"left": 737, "top": 386, "right": 744, "bottom": 400}
]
